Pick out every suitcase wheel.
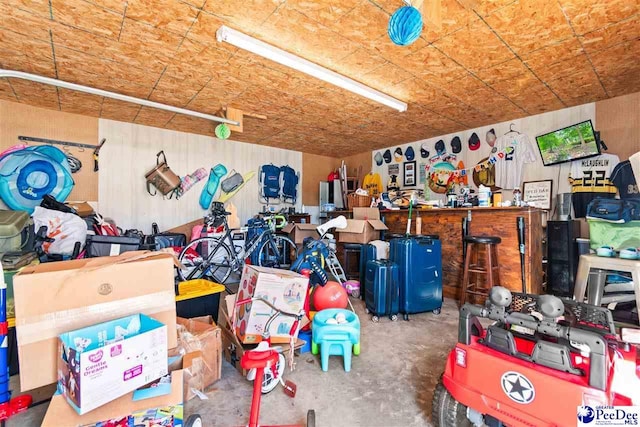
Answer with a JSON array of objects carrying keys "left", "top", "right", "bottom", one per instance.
[
  {"left": 390, "top": 314, "right": 398, "bottom": 322},
  {"left": 433, "top": 308, "right": 441, "bottom": 315},
  {"left": 371, "top": 315, "right": 379, "bottom": 323},
  {"left": 403, "top": 314, "right": 409, "bottom": 321}
]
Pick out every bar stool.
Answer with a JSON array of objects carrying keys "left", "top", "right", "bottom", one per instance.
[
  {"left": 460, "top": 235, "right": 502, "bottom": 306},
  {"left": 343, "top": 243, "right": 362, "bottom": 281}
]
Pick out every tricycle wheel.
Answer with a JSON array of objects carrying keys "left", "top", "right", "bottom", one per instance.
[
  {"left": 311, "top": 341, "right": 319, "bottom": 355},
  {"left": 185, "top": 414, "right": 203, "bottom": 427},
  {"left": 371, "top": 315, "right": 379, "bottom": 323},
  {"left": 433, "top": 308, "right": 441, "bottom": 315},
  {"left": 431, "top": 379, "right": 471, "bottom": 427},
  {"left": 351, "top": 289, "right": 360, "bottom": 299},
  {"left": 261, "top": 353, "right": 285, "bottom": 394},
  {"left": 307, "top": 409, "right": 316, "bottom": 427}
]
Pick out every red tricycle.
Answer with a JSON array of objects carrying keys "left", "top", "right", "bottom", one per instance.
[
  {"left": 432, "top": 286, "right": 639, "bottom": 427},
  {"left": 236, "top": 296, "right": 316, "bottom": 427}
]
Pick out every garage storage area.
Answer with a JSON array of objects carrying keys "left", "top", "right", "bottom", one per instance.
[{"left": 0, "top": 0, "right": 639, "bottom": 425}]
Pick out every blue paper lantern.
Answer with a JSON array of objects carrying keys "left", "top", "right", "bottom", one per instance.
[{"left": 388, "top": 6, "right": 423, "bottom": 46}]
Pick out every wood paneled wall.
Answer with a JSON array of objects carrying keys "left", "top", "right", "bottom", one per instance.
[
  {"left": 98, "top": 120, "right": 302, "bottom": 233},
  {"left": 596, "top": 92, "right": 640, "bottom": 161},
  {"left": 0, "top": 100, "right": 99, "bottom": 202},
  {"left": 301, "top": 153, "right": 341, "bottom": 206}
]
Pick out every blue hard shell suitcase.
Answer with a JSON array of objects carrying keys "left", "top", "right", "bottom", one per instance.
[
  {"left": 364, "top": 259, "right": 399, "bottom": 322},
  {"left": 390, "top": 237, "right": 443, "bottom": 320},
  {"left": 359, "top": 243, "right": 377, "bottom": 300}
]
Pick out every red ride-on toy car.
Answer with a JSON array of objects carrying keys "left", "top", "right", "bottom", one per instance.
[{"left": 432, "top": 286, "right": 640, "bottom": 427}]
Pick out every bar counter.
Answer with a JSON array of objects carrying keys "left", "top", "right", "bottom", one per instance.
[{"left": 328, "top": 207, "right": 543, "bottom": 300}]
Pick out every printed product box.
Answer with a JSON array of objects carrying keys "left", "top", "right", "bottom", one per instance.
[
  {"left": 58, "top": 314, "right": 168, "bottom": 415},
  {"left": 42, "top": 371, "right": 184, "bottom": 427},
  {"left": 234, "top": 265, "right": 309, "bottom": 344}
]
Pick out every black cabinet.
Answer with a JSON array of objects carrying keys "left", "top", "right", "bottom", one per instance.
[{"left": 546, "top": 220, "right": 580, "bottom": 297}]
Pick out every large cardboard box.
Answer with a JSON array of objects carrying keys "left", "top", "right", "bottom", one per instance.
[
  {"left": 58, "top": 314, "right": 168, "bottom": 415},
  {"left": 281, "top": 223, "right": 319, "bottom": 244},
  {"left": 337, "top": 208, "right": 387, "bottom": 244},
  {"left": 234, "top": 265, "right": 309, "bottom": 344},
  {"left": 42, "top": 370, "right": 184, "bottom": 427},
  {"left": 14, "top": 251, "right": 178, "bottom": 391},
  {"left": 220, "top": 294, "right": 305, "bottom": 376},
  {"left": 176, "top": 316, "right": 222, "bottom": 390}
]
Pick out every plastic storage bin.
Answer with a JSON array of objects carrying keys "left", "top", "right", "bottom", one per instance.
[{"left": 176, "top": 279, "right": 225, "bottom": 322}]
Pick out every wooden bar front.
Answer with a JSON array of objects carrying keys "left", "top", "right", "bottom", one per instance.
[{"left": 328, "top": 207, "right": 543, "bottom": 300}]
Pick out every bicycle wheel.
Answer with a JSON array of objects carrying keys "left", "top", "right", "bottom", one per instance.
[
  {"left": 177, "top": 237, "right": 234, "bottom": 284},
  {"left": 257, "top": 235, "right": 298, "bottom": 269}
]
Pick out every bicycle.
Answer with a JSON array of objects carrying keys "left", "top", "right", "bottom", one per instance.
[{"left": 177, "top": 202, "right": 298, "bottom": 284}]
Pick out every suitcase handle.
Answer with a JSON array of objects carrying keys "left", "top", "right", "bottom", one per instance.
[{"left": 152, "top": 222, "right": 159, "bottom": 235}]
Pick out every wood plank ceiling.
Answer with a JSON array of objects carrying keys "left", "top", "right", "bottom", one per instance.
[{"left": 0, "top": 0, "right": 638, "bottom": 156}]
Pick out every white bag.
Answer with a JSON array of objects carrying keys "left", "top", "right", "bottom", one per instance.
[{"left": 32, "top": 206, "right": 87, "bottom": 255}]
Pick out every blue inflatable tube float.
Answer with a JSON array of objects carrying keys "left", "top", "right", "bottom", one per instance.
[{"left": 0, "top": 145, "right": 74, "bottom": 213}]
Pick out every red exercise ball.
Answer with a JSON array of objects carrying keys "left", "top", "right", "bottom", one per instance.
[{"left": 313, "top": 281, "right": 349, "bottom": 311}]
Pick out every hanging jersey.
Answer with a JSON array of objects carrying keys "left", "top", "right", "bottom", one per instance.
[
  {"left": 569, "top": 153, "right": 620, "bottom": 218},
  {"left": 362, "top": 172, "right": 382, "bottom": 197},
  {"left": 610, "top": 160, "right": 639, "bottom": 199},
  {"left": 569, "top": 153, "right": 619, "bottom": 194},
  {"left": 494, "top": 134, "right": 537, "bottom": 189}
]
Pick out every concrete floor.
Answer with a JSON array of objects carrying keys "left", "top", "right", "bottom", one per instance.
[{"left": 9, "top": 297, "right": 460, "bottom": 427}]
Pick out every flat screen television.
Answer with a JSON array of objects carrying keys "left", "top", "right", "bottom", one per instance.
[{"left": 536, "top": 120, "right": 600, "bottom": 166}]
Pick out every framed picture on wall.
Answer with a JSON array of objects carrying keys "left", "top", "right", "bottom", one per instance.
[
  {"left": 403, "top": 161, "right": 416, "bottom": 187},
  {"left": 523, "top": 180, "right": 553, "bottom": 210}
]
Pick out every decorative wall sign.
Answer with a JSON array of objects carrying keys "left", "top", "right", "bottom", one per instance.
[
  {"left": 523, "top": 180, "right": 553, "bottom": 210},
  {"left": 388, "top": 163, "right": 399, "bottom": 175},
  {"left": 419, "top": 163, "right": 427, "bottom": 184},
  {"left": 403, "top": 161, "right": 416, "bottom": 187}
]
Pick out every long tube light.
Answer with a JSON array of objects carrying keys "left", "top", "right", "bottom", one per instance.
[
  {"left": 216, "top": 26, "right": 408, "bottom": 113},
  {"left": 0, "top": 69, "right": 239, "bottom": 126}
]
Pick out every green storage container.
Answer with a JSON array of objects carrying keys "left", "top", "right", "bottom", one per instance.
[
  {"left": 588, "top": 219, "right": 640, "bottom": 250},
  {"left": 0, "top": 210, "right": 31, "bottom": 253}
]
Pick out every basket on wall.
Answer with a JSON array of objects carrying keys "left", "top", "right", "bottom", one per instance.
[{"left": 347, "top": 193, "right": 371, "bottom": 210}]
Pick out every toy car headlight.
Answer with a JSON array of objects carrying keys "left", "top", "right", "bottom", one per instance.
[{"left": 455, "top": 348, "right": 467, "bottom": 368}]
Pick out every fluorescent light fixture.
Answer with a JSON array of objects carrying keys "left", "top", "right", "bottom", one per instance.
[
  {"left": 216, "top": 26, "right": 408, "bottom": 112},
  {"left": 0, "top": 69, "right": 239, "bottom": 126}
]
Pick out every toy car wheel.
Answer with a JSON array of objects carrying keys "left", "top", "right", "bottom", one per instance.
[
  {"left": 185, "top": 414, "right": 203, "bottom": 427},
  {"left": 432, "top": 379, "right": 472, "bottom": 427},
  {"left": 433, "top": 308, "right": 441, "bottom": 315},
  {"left": 365, "top": 307, "right": 370, "bottom": 314},
  {"left": 371, "top": 315, "right": 379, "bottom": 323},
  {"left": 351, "top": 289, "right": 360, "bottom": 299},
  {"left": 307, "top": 409, "right": 316, "bottom": 427},
  {"left": 390, "top": 314, "right": 398, "bottom": 321}
]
